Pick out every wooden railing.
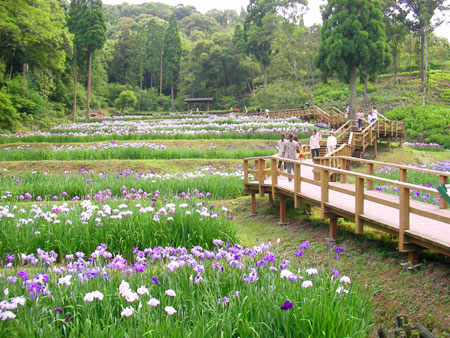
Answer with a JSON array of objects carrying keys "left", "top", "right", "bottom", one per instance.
[
  {"left": 333, "top": 156, "right": 450, "bottom": 209},
  {"left": 243, "top": 155, "right": 450, "bottom": 253},
  {"left": 247, "top": 106, "right": 406, "bottom": 141}
]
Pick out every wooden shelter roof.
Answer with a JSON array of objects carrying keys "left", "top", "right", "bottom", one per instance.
[{"left": 184, "top": 98, "right": 214, "bottom": 103}]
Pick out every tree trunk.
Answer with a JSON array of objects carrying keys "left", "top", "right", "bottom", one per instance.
[
  {"left": 170, "top": 80, "right": 174, "bottom": 112},
  {"left": 349, "top": 67, "right": 357, "bottom": 120},
  {"left": 73, "top": 48, "right": 78, "bottom": 123},
  {"left": 263, "top": 64, "right": 267, "bottom": 87},
  {"left": 363, "top": 78, "right": 369, "bottom": 110},
  {"left": 85, "top": 48, "right": 92, "bottom": 122},
  {"left": 150, "top": 72, "right": 153, "bottom": 108},
  {"left": 422, "top": 25, "right": 429, "bottom": 106},
  {"left": 285, "top": 24, "right": 314, "bottom": 106},
  {"left": 159, "top": 53, "right": 163, "bottom": 95},
  {"left": 420, "top": 29, "right": 425, "bottom": 90},
  {"left": 125, "top": 67, "right": 128, "bottom": 90},
  {"left": 393, "top": 49, "right": 398, "bottom": 88}
]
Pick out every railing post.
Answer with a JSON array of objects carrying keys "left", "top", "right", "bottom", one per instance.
[
  {"left": 399, "top": 168, "right": 407, "bottom": 183},
  {"left": 355, "top": 177, "right": 364, "bottom": 234},
  {"left": 251, "top": 193, "right": 257, "bottom": 216},
  {"left": 366, "top": 163, "right": 374, "bottom": 190},
  {"left": 271, "top": 158, "right": 278, "bottom": 198},
  {"left": 440, "top": 175, "right": 448, "bottom": 209},
  {"left": 258, "top": 159, "right": 266, "bottom": 197},
  {"left": 244, "top": 160, "right": 249, "bottom": 184},
  {"left": 340, "top": 158, "right": 347, "bottom": 183},
  {"left": 399, "top": 184, "right": 410, "bottom": 252},
  {"left": 294, "top": 162, "right": 301, "bottom": 208},
  {"left": 280, "top": 196, "right": 287, "bottom": 223},
  {"left": 321, "top": 168, "right": 329, "bottom": 219}
]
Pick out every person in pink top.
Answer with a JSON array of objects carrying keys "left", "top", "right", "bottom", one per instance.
[{"left": 310, "top": 130, "right": 322, "bottom": 158}]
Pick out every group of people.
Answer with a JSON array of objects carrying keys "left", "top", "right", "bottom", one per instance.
[
  {"left": 276, "top": 130, "right": 336, "bottom": 182},
  {"left": 357, "top": 106, "right": 379, "bottom": 129}
]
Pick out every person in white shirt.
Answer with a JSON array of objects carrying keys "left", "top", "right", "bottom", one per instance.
[
  {"left": 326, "top": 132, "right": 337, "bottom": 154},
  {"left": 309, "top": 130, "right": 322, "bottom": 158},
  {"left": 371, "top": 106, "right": 379, "bottom": 129},
  {"left": 357, "top": 109, "right": 364, "bottom": 129},
  {"left": 371, "top": 106, "right": 379, "bottom": 120},
  {"left": 277, "top": 133, "right": 286, "bottom": 171}
]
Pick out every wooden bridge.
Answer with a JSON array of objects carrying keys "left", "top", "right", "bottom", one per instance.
[
  {"left": 246, "top": 106, "right": 406, "bottom": 157},
  {"left": 243, "top": 155, "right": 450, "bottom": 264}
]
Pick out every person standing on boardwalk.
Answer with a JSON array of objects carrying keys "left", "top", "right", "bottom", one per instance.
[
  {"left": 310, "top": 130, "right": 321, "bottom": 159},
  {"left": 282, "top": 133, "right": 299, "bottom": 182},
  {"left": 277, "top": 132, "right": 287, "bottom": 171},
  {"left": 326, "top": 131, "right": 337, "bottom": 154}
]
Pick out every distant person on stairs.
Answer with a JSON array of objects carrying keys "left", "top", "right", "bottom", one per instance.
[
  {"left": 326, "top": 132, "right": 337, "bottom": 154},
  {"left": 357, "top": 109, "right": 364, "bottom": 129},
  {"left": 310, "top": 130, "right": 321, "bottom": 159},
  {"left": 282, "top": 133, "right": 300, "bottom": 182}
]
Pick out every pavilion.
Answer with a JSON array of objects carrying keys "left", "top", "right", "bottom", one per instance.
[{"left": 184, "top": 97, "right": 213, "bottom": 112}]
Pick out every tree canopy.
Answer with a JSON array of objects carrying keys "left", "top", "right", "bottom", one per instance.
[{"left": 315, "top": 0, "right": 392, "bottom": 118}]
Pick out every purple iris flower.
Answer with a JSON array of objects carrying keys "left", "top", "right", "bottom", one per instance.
[
  {"left": 332, "top": 268, "right": 339, "bottom": 278},
  {"left": 263, "top": 253, "right": 276, "bottom": 262},
  {"left": 299, "top": 241, "right": 310, "bottom": 250},
  {"left": 152, "top": 276, "right": 161, "bottom": 285},
  {"left": 280, "top": 300, "right": 293, "bottom": 310},
  {"left": 335, "top": 246, "right": 345, "bottom": 253},
  {"left": 294, "top": 250, "right": 304, "bottom": 257},
  {"left": 54, "top": 307, "right": 63, "bottom": 314}
]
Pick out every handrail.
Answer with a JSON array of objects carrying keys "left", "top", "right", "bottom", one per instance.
[
  {"left": 243, "top": 155, "right": 448, "bottom": 211},
  {"left": 323, "top": 143, "right": 349, "bottom": 158},
  {"left": 334, "top": 119, "right": 352, "bottom": 136},
  {"left": 334, "top": 156, "right": 450, "bottom": 177},
  {"left": 245, "top": 155, "right": 441, "bottom": 195}
]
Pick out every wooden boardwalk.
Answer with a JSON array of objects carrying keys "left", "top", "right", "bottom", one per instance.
[{"left": 243, "top": 157, "right": 450, "bottom": 263}]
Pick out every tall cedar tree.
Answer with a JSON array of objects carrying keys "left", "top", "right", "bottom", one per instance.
[
  {"left": 112, "top": 27, "right": 140, "bottom": 89},
  {"left": 163, "top": 14, "right": 181, "bottom": 111},
  {"left": 244, "top": 0, "right": 275, "bottom": 87},
  {"left": 146, "top": 18, "right": 167, "bottom": 96},
  {"left": 74, "top": 0, "right": 107, "bottom": 120},
  {"left": 68, "top": 0, "right": 84, "bottom": 122},
  {"left": 315, "top": 0, "right": 391, "bottom": 119},
  {"left": 401, "top": 0, "right": 448, "bottom": 105}
]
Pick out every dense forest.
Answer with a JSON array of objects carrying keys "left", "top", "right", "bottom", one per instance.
[{"left": 0, "top": 0, "right": 449, "bottom": 131}]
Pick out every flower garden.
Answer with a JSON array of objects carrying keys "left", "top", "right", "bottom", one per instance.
[{"left": 1, "top": 113, "right": 449, "bottom": 336}]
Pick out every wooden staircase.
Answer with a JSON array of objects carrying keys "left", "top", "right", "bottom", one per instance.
[{"left": 246, "top": 105, "right": 406, "bottom": 158}]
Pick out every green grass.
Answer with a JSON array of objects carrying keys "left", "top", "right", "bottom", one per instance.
[
  {"left": 0, "top": 145, "right": 276, "bottom": 161},
  {"left": 0, "top": 198, "right": 237, "bottom": 260}
]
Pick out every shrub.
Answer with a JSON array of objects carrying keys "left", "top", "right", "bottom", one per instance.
[{"left": 385, "top": 105, "right": 450, "bottom": 148}]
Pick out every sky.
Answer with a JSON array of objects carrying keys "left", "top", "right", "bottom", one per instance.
[{"left": 103, "top": 0, "right": 450, "bottom": 42}]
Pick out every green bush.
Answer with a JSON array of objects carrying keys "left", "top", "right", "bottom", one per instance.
[
  {"left": 385, "top": 105, "right": 450, "bottom": 148},
  {"left": 251, "top": 80, "right": 308, "bottom": 110},
  {"left": 0, "top": 90, "right": 20, "bottom": 130}
]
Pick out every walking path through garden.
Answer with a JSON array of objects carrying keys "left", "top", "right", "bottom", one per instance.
[{"left": 244, "top": 158, "right": 450, "bottom": 263}]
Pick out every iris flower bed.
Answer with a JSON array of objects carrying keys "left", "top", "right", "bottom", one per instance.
[
  {"left": 0, "top": 240, "right": 373, "bottom": 337},
  {"left": 403, "top": 142, "right": 446, "bottom": 151},
  {"left": 0, "top": 142, "right": 276, "bottom": 161},
  {"left": 374, "top": 160, "right": 450, "bottom": 205},
  {"left": 0, "top": 196, "right": 236, "bottom": 259},
  {"left": 0, "top": 116, "right": 323, "bottom": 144},
  {"left": 1, "top": 166, "right": 247, "bottom": 201}
]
